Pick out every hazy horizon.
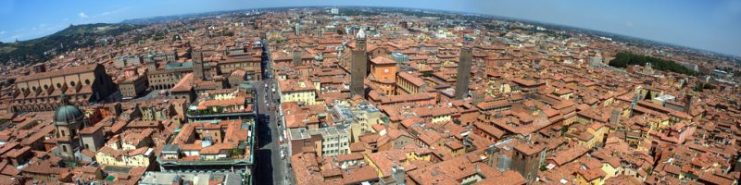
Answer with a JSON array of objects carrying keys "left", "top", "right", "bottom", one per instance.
[{"left": 1, "top": 0, "right": 739, "bottom": 57}]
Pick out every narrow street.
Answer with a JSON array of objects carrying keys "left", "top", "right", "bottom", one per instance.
[{"left": 253, "top": 39, "right": 291, "bottom": 185}]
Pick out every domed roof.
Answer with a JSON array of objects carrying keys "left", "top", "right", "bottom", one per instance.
[
  {"left": 54, "top": 93, "right": 84, "bottom": 124},
  {"left": 54, "top": 105, "right": 84, "bottom": 124}
]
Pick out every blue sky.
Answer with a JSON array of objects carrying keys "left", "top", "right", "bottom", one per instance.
[{"left": 1, "top": 0, "right": 740, "bottom": 56}]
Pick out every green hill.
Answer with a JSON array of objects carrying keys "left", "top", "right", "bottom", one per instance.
[
  {"left": 608, "top": 52, "right": 697, "bottom": 76},
  {"left": 0, "top": 23, "right": 142, "bottom": 64}
]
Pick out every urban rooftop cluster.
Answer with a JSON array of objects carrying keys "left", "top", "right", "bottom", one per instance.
[{"left": 0, "top": 7, "right": 738, "bottom": 185}]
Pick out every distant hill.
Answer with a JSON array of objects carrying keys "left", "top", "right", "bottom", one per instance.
[{"left": 0, "top": 23, "right": 142, "bottom": 65}]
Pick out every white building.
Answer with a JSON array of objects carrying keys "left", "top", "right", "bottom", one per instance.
[{"left": 313, "top": 125, "right": 351, "bottom": 157}]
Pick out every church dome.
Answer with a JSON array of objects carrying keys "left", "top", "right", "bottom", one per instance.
[{"left": 54, "top": 104, "right": 84, "bottom": 124}]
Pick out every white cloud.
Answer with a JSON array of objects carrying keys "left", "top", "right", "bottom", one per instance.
[{"left": 78, "top": 12, "right": 89, "bottom": 18}]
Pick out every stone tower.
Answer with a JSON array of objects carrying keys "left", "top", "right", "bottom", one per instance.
[
  {"left": 292, "top": 47, "right": 302, "bottom": 66},
  {"left": 192, "top": 50, "right": 205, "bottom": 80},
  {"left": 54, "top": 93, "right": 86, "bottom": 162},
  {"left": 350, "top": 29, "right": 368, "bottom": 97},
  {"left": 685, "top": 94, "right": 694, "bottom": 114},
  {"left": 294, "top": 22, "right": 301, "bottom": 36},
  {"left": 146, "top": 54, "right": 157, "bottom": 72},
  {"left": 454, "top": 46, "right": 473, "bottom": 99}
]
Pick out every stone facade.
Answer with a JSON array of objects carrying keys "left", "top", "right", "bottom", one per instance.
[{"left": 12, "top": 64, "right": 117, "bottom": 113}]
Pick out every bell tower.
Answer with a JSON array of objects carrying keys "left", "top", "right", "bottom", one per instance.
[
  {"left": 350, "top": 29, "right": 368, "bottom": 97},
  {"left": 192, "top": 50, "right": 205, "bottom": 80},
  {"left": 54, "top": 93, "right": 86, "bottom": 163}
]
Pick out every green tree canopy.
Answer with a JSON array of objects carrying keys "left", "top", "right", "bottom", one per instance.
[{"left": 608, "top": 52, "right": 697, "bottom": 76}]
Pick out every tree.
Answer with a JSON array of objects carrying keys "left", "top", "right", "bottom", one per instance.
[
  {"left": 560, "top": 125, "right": 569, "bottom": 136},
  {"left": 608, "top": 52, "right": 697, "bottom": 76},
  {"left": 693, "top": 82, "right": 716, "bottom": 92},
  {"left": 229, "top": 148, "right": 242, "bottom": 158},
  {"left": 693, "top": 83, "right": 704, "bottom": 92}
]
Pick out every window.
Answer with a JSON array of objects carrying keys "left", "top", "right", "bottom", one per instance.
[
  {"left": 62, "top": 145, "right": 68, "bottom": 153},
  {"left": 70, "top": 81, "right": 76, "bottom": 87},
  {"left": 85, "top": 79, "right": 91, "bottom": 85}
]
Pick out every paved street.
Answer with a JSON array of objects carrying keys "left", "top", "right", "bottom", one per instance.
[{"left": 253, "top": 39, "right": 291, "bottom": 185}]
